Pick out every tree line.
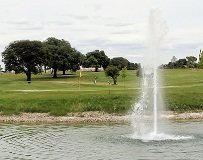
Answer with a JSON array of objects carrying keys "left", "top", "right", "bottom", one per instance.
[
  {"left": 1, "top": 37, "right": 139, "bottom": 82},
  {"left": 161, "top": 53, "right": 203, "bottom": 69}
]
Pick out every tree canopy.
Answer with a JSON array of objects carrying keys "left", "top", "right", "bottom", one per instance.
[
  {"left": 105, "top": 65, "right": 120, "bottom": 85},
  {"left": 67, "top": 48, "right": 84, "bottom": 72},
  {"left": 110, "top": 57, "right": 129, "bottom": 70},
  {"left": 2, "top": 40, "right": 45, "bottom": 81},
  {"left": 85, "top": 50, "right": 110, "bottom": 72},
  {"left": 186, "top": 56, "right": 197, "bottom": 68},
  {"left": 1, "top": 37, "right": 139, "bottom": 82},
  {"left": 127, "top": 62, "right": 139, "bottom": 70},
  {"left": 43, "top": 37, "right": 73, "bottom": 78},
  {"left": 198, "top": 50, "right": 203, "bottom": 68},
  {"left": 163, "top": 58, "right": 188, "bottom": 69}
]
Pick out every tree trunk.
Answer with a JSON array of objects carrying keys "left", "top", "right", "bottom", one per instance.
[
  {"left": 53, "top": 67, "right": 57, "bottom": 78},
  {"left": 44, "top": 66, "right": 47, "bottom": 73},
  {"left": 26, "top": 71, "right": 31, "bottom": 81},
  {"left": 95, "top": 67, "right": 98, "bottom": 72},
  {"left": 40, "top": 65, "right": 43, "bottom": 75},
  {"left": 113, "top": 78, "right": 117, "bottom": 85},
  {"left": 63, "top": 68, "right": 66, "bottom": 75}
]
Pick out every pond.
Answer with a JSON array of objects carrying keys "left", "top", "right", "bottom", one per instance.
[{"left": 0, "top": 121, "right": 202, "bottom": 160}]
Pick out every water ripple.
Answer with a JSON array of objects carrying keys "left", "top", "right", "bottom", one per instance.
[{"left": 0, "top": 123, "right": 202, "bottom": 160}]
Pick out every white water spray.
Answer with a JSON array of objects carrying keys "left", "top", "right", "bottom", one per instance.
[
  {"left": 131, "top": 9, "right": 168, "bottom": 139},
  {"left": 130, "top": 9, "right": 194, "bottom": 142},
  {"left": 153, "top": 66, "right": 158, "bottom": 134}
]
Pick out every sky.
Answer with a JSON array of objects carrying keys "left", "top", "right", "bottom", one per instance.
[{"left": 0, "top": 0, "right": 203, "bottom": 68}]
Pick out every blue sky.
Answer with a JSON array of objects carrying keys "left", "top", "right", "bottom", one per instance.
[{"left": 0, "top": 0, "right": 202, "bottom": 67}]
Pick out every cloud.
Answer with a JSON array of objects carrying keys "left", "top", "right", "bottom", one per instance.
[
  {"left": 6, "top": 19, "right": 29, "bottom": 25},
  {"left": 0, "top": 0, "right": 203, "bottom": 65},
  {"left": 63, "top": 14, "right": 89, "bottom": 20},
  {"left": 105, "top": 22, "right": 134, "bottom": 27},
  {"left": 77, "top": 38, "right": 109, "bottom": 48},
  {"left": 0, "top": 44, "right": 6, "bottom": 50},
  {"left": 127, "top": 54, "right": 142, "bottom": 58},
  {"left": 93, "top": 3, "right": 102, "bottom": 11},
  {"left": 107, "top": 42, "right": 145, "bottom": 50},
  {"left": 166, "top": 43, "right": 202, "bottom": 52},
  {"left": 70, "top": 15, "right": 89, "bottom": 20},
  {"left": 77, "top": 37, "right": 145, "bottom": 50},
  {"left": 111, "top": 30, "right": 132, "bottom": 35},
  {"left": 46, "top": 21, "right": 73, "bottom": 26},
  {"left": 10, "top": 23, "right": 45, "bottom": 31},
  {"left": 17, "top": 26, "right": 44, "bottom": 31},
  {"left": 56, "top": 22, "right": 73, "bottom": 26},
  {"left": 111, "top": 29, "right": 139, "bottom": 35}
]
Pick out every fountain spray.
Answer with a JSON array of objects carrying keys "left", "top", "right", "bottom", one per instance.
[{"left": 131, "top": 8, "right": 168, "bottom": 138}]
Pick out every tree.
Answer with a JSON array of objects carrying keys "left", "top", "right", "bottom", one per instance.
[
  {"left": 105, "top": 65, "right": 120, "bottom": 85},
  {"left": 127, "top": 62, "right": 139, "bottom": 70},
  {"left": 171, "top": 56, "right": 177, "bottom": 63},
  {"left": 186, "top": 56, "right": 197, "bottom": 68},
  {"left": 85, "top": 50, "right": 109, "bottom": 72},
  {"left": 2, "top": 40, "right": 45, "bottom": 81},
  {"left": 58, "top": 46, "right": 70, "bottom": 75},
  {"left": 67, "top": 48, "right": 84, "bottom": 72},
  {"left": 175, "top": 59, "right": 187, "bottom": 68},
  {"left": 163, "top": 58, "right": 187, "bottom": 69},
  {"left": 198, "top": 50, "right": 203, "bottom": 68},
  {"left": 110, "top": 57, "right": 129, "bottom": 70},
  {"left": 121, "top": 67, "right": 127, "bottom": 87},
  {"left": 167, "top": 62, "right": 175, "bottom": 69},
  {"left": 43, "top": 37, "right": 72, "bottom": 78}
]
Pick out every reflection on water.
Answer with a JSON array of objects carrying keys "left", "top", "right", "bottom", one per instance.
[{"left": 0, "top": 121, "right": 203, "bottom": 160}]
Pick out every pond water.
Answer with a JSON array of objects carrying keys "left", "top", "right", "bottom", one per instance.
[{"left": 0, "top": 121, "right": 202, "bottom": 160}]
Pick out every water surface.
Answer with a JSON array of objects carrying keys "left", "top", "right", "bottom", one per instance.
[{"left": 0, "top": 121, "right": 202, "bottom": 160}]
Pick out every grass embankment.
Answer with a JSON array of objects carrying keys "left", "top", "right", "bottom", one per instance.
[
  {"left": 0, "top": 71, "right": 138, "bottom": 115},
  {"left": 0, "top": 69, "right": 203, "bottom": 115},
  {"left": 163, "top": 69, "right": 203, "bottom": 112}
]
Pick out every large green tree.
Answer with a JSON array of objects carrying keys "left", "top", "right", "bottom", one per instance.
[
  {"left": 2, "top": 40, "right": 45, "bottom": 81},
  {"left": 85, "top": 50, "right": 109, "bottom": 72},
  {"left": 105, "top": 65, "right": 120, "bottom": 85},
  {"left": 43, "top": 37, "right": 72, "bottom": 78},
  {"left": 67, "top": 48, "right": 84, "bottom": 72},
  {"left": 186, "top": 56, "right": 197, "bottom": 68},
  {"left": 110, "top": 57, "right": 129, "bottom": 70}
]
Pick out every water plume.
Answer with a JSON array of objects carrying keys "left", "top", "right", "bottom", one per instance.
[{"left": 131, "top": 8, "right": 168, "bottom": 139}]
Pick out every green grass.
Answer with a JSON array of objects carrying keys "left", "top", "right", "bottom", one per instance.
[
  {"left": 162, "top": 69, "right": 203, "bottom": 112},
  {"left": 0, "top": 71, "right": 138, "bottom": 115},
  {"left": 0, "top": 69, "right": 203, "bottom": 115},
  {"left": 0, "top": 90, "right": 137, "bottom": 116}
]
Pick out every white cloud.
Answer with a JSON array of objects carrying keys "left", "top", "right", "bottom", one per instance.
[{"left": 0, "top": 0, "right": 203, "bottom": 66}]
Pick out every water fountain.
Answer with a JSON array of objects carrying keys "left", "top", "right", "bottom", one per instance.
[{"left": 131, "top": 9, "right": 193, "bottom": 141}]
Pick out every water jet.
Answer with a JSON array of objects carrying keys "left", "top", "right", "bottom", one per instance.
[{"left": 131, "top": 9, "right": 181, "bottom": 141}]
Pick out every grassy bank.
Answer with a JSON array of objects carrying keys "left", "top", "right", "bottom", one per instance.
[
  {"left": 0, "top": 69, "right": 203, "bottom": 115},
  {"left": 0, "top": 71, "right": 138, "bottom": 115},
  {"left": 162, "top": 69, "right": 203, "bottom": 112}
]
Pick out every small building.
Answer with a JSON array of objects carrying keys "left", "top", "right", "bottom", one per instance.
[{"left": 80, "top": 66, "right": 104, "bottom": 72}]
